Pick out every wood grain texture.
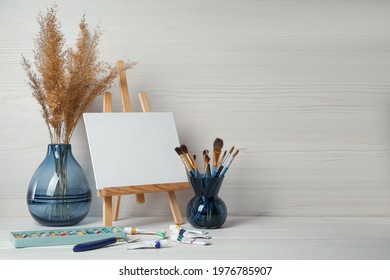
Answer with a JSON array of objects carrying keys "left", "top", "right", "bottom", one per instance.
[
  {"left": 1, "top": 216, "right": 390, "bottom": 259},
  {"left": 1, "top": 0, "right": 390, "bottom": 218},
  {"left": 97, "top": 182, "right": 189, "bottom": 197}
]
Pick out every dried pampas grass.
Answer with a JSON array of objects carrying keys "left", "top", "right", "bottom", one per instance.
[{"left": 22, "top": 5, "right": 136, "bottom": 144}]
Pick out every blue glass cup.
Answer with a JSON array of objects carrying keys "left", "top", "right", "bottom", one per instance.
[{"left": 186, "top": 176, "right": 227, "bottom": 229}]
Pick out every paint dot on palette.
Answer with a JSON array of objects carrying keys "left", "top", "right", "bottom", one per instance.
[{"left": 112, "top": 228, "right": 119, "bottom": 233}]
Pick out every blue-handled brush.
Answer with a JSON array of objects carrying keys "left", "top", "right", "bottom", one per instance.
[
  {"left": 73, "top": 236, "right": 141, "bottom": 252},
  {"left": 205, "top": 154, "right": 211, "bottom": 178},
  {"left": 212, "top": 138, "right": 224, "bottom": 174},
  {"left": 214, "top": 146, "right": 234, "bottom": 177},
  {"left": 175, "top": 147, "right": 194, "bottom": 177},
  {"left": 220, "top": 149, "right": 239, "bottom": 177},
  {"left": 73, "top": 237, "right": 122, "bottom": 252},
  {"left": 193, "top": 154, "right": 200, "bottom": 177}
]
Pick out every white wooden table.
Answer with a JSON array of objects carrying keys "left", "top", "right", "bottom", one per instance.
[{"left": 1, "top": 216, "right": 389, "bottom": 260}]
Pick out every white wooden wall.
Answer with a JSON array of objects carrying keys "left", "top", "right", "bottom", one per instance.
[{"left": 1, "top": 0, "right": 390, "bottom": 218}]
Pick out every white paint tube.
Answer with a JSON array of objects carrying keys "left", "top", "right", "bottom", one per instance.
[
  {"left": 124, "top": 227, "right": 166, "bottom": 238},
  {"left": 126, "top": 239, "right": 167, "bottom": 250},
  {"left": 170, "top": 234, "right": 212, "bottom": 245},
  {"left": 169, "top": 225, "right": 208, "bottom": 236},
  {"left": 170, "top": 228, "right": 211, "bottom": 239}
]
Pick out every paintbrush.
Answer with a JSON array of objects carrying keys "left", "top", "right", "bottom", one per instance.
[
  {"left": 220, "top": 149, "right": 240, "bottom": 177},
  {"left": 205, "top": 154, "right": 211, "bottom": 178},
  {"left": 218, "top": 150, "right": 227, "bottom": 168},
  {"left": 73, "top": 237, "right": 123, "bottom": 252},
  {"left": 203, "top": 150, "right": 209, "bottom": 173},
  {"left": 212, "top": 138, "right": 224, "bottom": 174},
  {"left": 193, "top": 154, "right": 199, "bottom": 177},
  {"left": 175, "top": 147, "right": 193, "bottom": 176},
  {"left": 180, "top": 145, "right": 194, "bottom": 170},
  {"left": 214, "top": 146, "right": 235, "bottom": 177},
  {"left": 73, "top": 236, "right": 141, "bottom": 252}
]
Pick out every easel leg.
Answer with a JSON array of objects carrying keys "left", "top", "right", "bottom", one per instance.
[
  {"left": 116, "top": 63, "right": 146, "bottom": 205},
  {"left": 113, "top": 195, "right": 121, "bottom": 221},
  {"left": 136, "top": 194, "right": 145, "bottom": 204},
  {"left": 103, "top": 196, "right": 113, "bottom": 226},
  {"left": 166, "top": 191, "right": 183, "bottom": 225}
]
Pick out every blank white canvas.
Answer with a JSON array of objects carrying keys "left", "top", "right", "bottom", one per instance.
[{"left": 83, "top": 112, "right": 188, "bottom": 190}]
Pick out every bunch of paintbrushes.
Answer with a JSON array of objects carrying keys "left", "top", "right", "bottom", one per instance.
[{"left": 175, "top": 138, "right": 239, "bottom": 178}]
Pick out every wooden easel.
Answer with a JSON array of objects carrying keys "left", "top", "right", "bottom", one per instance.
[{"left": 97, "top": 60, "right": 188, "bottom": 226}]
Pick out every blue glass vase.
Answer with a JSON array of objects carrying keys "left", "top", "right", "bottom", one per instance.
[
  {"left": 27, "top": 144, "right": 91, "bottom": 226},
  {"left": 186, "top": 176, "right": 227, "bottom": 229}
]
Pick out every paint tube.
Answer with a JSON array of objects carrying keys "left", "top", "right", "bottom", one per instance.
[
  {"left": 170, "top": 234, "right": 212, "bottom": 245},
  {"left": 124, "top": 227, "right": 166, "bottom": 238},
  {"left": 169, "top": 225, "right": 208, "bottom": 236},
  {"left": 126, "top": 239, "right": 167, "bottom": 250},
  {"left": 170, "top": 228, "right": 211, "bottom": 239}
]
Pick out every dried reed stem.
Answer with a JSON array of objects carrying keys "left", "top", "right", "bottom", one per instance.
[{"left": 22, "top": 5, "right": 136, "bottom": 144}]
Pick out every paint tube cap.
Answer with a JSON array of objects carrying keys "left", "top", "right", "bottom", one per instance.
[
  {"left": 123, "top": 227, "right": 136, "bottom": 235},
  {"left": 169, "top": 225, "right": 181, "bottom": 231},
  {"left": 156, "top": 231, "right": 166, "bottom": 238},
  {"left": 170, "top": 233, "right": 181, "bottom": 241}
]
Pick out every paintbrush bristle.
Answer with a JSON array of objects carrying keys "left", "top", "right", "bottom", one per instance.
[
  {"left": 175, "top": 147, "right": 183, "bottom": 156},
  {"left": 229, "top": 146, "right": 235, "bottom": 154},
  {"left": 205, "top": 154, "right": 210, "bottom": 164},
  {"left": 180, "top": 144, "right": 194, "bottom": 168},
  {"left": 180, "top": 144, "right": 189, "bottom": 154},
  {"left": 218, "top": 150, "right": 227, "bottom": 167},
  {"left": 233, "top": 149, "right": 240, "bottom": 157},
  {"left": 213, "top": 138, "right": 224, "bottom": 166},
  {"left": 203, "top": 152, "right": 208, "bottom": 172},
  {"left": 221, "top": 150, "right": 227, "bottom": 159},
  {"left": 213, "top": 138, "right": 224, "bottom": 151}
]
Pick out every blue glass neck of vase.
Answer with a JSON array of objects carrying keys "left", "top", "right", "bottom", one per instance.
[
  {"left": 47, "top": 144, "right": 72, "bottom": 156},
  {"left": 188, "top": 176, "right": 224, "bottom": 198}
]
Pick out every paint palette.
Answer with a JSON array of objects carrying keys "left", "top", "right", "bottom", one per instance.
[{"left": 9, "top": 226, "right": 126, "bottom": 248}]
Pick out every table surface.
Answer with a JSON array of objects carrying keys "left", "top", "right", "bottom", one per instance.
[{"left": 1, "top": 216, "right": 390, "bottom": 260}]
